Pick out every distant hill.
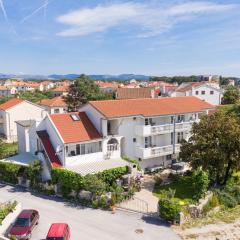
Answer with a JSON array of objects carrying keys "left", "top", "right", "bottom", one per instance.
[{"left": 0, "top": 73, "right": 150, "bottom": 81}]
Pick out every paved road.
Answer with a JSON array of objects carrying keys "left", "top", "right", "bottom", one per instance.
[{"left": 0, "top": 184, "right": 180, "bottom": 240}]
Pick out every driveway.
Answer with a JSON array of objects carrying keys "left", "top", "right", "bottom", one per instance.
[{"left": 0, "top": 184, "right": 180, "bottom": 240}]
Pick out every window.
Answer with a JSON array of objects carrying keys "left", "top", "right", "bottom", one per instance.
[
  {"left": 166, "top": 154, "right": 172, "bottom": 160},
  {"left": 201, "top": 90, "right": 205, "bottom": 95},
  {"left": 171, "top": 132, "right": 174, "bottom": 145},
  {"left": 145, "top": 118, "right": 149, "bottom": 126},
  {"left": 133, "top": 117, "right": 136, "bottom": 120},
  {"left": 177, "top": 115, "right": 184, "bottom": 123},
  {"left": 210, "top": 90, "right": 214, "bottom": 95},
  {"left": 76, "top": 144, "right": 80, "bottom": 155},
  {"left": 145, "top": 136, "right": 152, "bottom": 148},
  {"left": 177, "top": 132, "right": 184, "bottom": 143},
  {"left": 54, "top": 108, "right": 60, "bottom": 113},
  {"left": 195, "top": 91, "right": 199, "bottom": 95},
  {"left": 70, "top": 114, "right": 80, "bottom": 121},
  {"left": 133, "top": 138, "right": 136, "bottom": 143}
]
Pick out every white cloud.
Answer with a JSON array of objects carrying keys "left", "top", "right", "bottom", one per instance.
[{"left": 56, "top": 1, "right": 237, "bottom": 37}]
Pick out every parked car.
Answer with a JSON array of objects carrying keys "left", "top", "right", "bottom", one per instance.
[
  {"left": 8, "top": 209, "right": 39, "bottom": 240},
  {"left": 46, "top": 223, "right": 70, "bottom": 240}
]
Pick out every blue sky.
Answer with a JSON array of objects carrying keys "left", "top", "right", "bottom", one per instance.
[{"left": 0, "top": 0, "right": 240, "bottom": 76}]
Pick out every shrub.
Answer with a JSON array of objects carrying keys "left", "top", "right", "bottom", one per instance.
[
  {"left": 158, "top": 198, "right": 181, "bottom": 222},
  {"left": 51, "top": 168, "right": 84, "bottom": 197},
  {"left": 0, "top": 162, "right": 22, "bottom": 184},
  {"left": 97, "top": 166, "right": 128, "bottom": 186},
  {"left": 0, "top": 201, "right": 17, "bottom": 225},
  {"left": 83, "top": 174, "right": 107, "bottom": 196},
  {"left": 202, "top": 194, "right": 220, "bottom": 214},
  {"left": 27, "top": 160, "right": 42, "bottom": 186},
  {"left": 216, "top": 189, "right": 238, "bottom": 208},
  {"left": 192, "top": 169, "right": 209, "bottom": 201}
]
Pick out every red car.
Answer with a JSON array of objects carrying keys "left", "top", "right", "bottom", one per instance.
[
  {"left": 46, "top": 223, "right": 70, "bottom": 240},
  {"left": 8, "top": 209, "right": 39, "bottom": 240}
]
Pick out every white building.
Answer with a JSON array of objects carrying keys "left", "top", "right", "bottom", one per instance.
[
  {"left": 15, "top": 96, "right": 214, "bottom": 174},
  {"left": 38, "top": 96, "right": 67, "bottom": 114},
  {"left": 0, "top": 98, "right": 47, "bottom": 142},
  {"left": 162, "top": 82, "right": 222, "bottom": 105}
]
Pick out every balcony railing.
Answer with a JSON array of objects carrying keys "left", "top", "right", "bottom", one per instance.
[
  {"left": 135, "top": 121, "right": 196, "bottom": 136},
  {"left": 136, "top": 144, "right": 181, "bottom": 159}
]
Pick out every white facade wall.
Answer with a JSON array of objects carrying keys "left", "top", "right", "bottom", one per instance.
[
  {"left": 42, "top": 106, "right": 67, "bottom": 114},
  {"left": 2, "top": 102, "right": 46, "bottom": 142},
  {"left": 192, "top": 85, "right": 222, "bottom": 105}
]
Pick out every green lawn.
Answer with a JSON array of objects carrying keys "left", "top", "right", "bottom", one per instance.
[
  {"left": 0, "top": 142, "right": 18, "bottom": 159},
  {"left": 153, "top": 176, "right": 195, "bottom": 205}
]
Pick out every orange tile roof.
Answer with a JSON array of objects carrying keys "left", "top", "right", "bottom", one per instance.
[
  {"left": 176, "top": 82, "right": 205, "bottom": 92},
  {"left": 116, "top": 88, "right": 155, "bottom": 99},
  {"left": 50, "top": 112, "right": 102, "bottom": 143},
  {"left": 52, "top": 86, "right": 69, "bottom": 92},
  {"left": 39, "top": 96, "right": 67, "bottom": 107},
  {"left": 0, "top": 98, "right": 24, "bottom": 110},
  {"left": 89, "top": 96, "right": 215, "bottom": 118}
]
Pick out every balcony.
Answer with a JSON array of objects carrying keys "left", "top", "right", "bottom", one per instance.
[
  {"left": 136, "top": 144, "right": 181, "bottom": 159},
  {"left": 135, "top": 121, "right": 195, "bottom": 136}
]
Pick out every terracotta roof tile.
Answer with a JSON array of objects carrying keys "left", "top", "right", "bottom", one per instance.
[
  {"left": 39, "top": 97, "right": 67, "bottom": 107},
  {"left": 0, "top": 98, "right": 24, "bottom": 110},
  {"left": 50, "top": 112, "right": 102, "bottom": 143},
  {"left": 89, "top": 96, "right": 215, "bottom": 118},
  {"left": 116, "top": 88, "right": 155, "bottom": 99},
  {"left": 52, "top": 86, "right": 69, "bottom": 92}
]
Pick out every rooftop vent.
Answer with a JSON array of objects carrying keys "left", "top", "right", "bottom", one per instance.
[{"left": 70, "top": 114, "right": 80, "bottom": 121}]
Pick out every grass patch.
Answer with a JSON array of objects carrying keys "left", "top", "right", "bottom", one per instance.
[
  {"left": 183, "top": 205, "right": 240, "bottom": 228},
  {"left": 0, "top": 142, "right": 18, "bottom": 159},
  {"left": 153, "top": 176, "right": 195, "bottom": 205}
]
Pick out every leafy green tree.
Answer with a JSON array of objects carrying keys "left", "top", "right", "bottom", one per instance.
[
  {"left": 192, "top": 169, "right": 209, "bottom": 200},
  {"left": 180, "top": 111, "right": 240, "bottom": 185},
  {"left": 64, "top": 74, "right": 113, "bottom": 111},
  {"left": 17, "top": 90, "right": 53, "bottom": 103},
  {"left": 222, "top": 86, "right": 240, "bottom": 105},
  {"left": 0, "top": 140, "right": 5, "bottom": 159}
]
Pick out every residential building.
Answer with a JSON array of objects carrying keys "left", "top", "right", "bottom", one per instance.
[
  {"left": 80, "top": 97, "right": 214, "bottom": 169},
  {"left": 14, "top": 96, "right": 214, "bottom": 175},
  {"left": 38, "top": 96, "right": 67, "bottom": 114},
  {"left": 95, "top": 81, "right": 119, "bottom": 93},
  {"left": 0, "top": 86, "right": 17, "bottom": 97},
  {"left": 0, "top": 98, "right": 47, "bottom": 142},
  {"left": 116, "top": 88, "right": 157, "bottom": 99},
  {"left": 52, "top": 86, "right": 69, "bottom": 97},
  {"left": 162, "top": 82, "right": 222, "bottom": 105}
]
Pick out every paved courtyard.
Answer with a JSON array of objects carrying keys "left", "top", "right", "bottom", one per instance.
[{"left": 0, "top": 184, "right": 180, "bottom": 240}]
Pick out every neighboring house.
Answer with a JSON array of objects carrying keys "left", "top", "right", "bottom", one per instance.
[
  {"left": 38, "top": 96, "right": 67, "bottom": 114},
  {"left": 80, "top": 96, "right": 214, "bottom": 169},
  {"left": 0, "top": 86, "right": 17, "bottom": 97},
  {"left": 52, "top": 86, "right": 69, "bottom": 97},
  {"left": 14, "top": 96, "right": 214, "bottom": 175},
  {"left": 95, "top": 81, "right": 119, "bottom": 93},
  {"left": 0, "top": 98, "right": 46, "bottom": 142},
  {"left": 115, "top": 88, "right": 157, "bottom": 99},
  {"left": 41, "top": 81, "right": 55, "bottom": 91},
  {"left": 162, "top": 82, "right": 222, "bottom": 105}
]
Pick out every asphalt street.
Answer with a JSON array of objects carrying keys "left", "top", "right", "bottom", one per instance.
[{"left": 0, "top": 184, "right": 180, "bottom": 240}]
